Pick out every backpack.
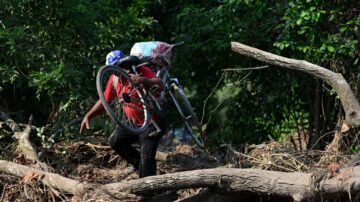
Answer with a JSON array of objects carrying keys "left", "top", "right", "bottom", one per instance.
[{"left": 130, "top": 41, "right": 172, "bottom": 67}]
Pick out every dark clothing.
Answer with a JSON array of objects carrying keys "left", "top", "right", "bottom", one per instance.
[{"left": 108, "top": 112, "right": 167, "bottom": 178}]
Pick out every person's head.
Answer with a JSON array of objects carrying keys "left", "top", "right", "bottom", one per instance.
[{"left": 105, "top": 50, "right": 125, "bottom": 65}]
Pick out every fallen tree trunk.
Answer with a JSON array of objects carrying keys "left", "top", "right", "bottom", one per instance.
[
  {"left": 0, "top": 160, "right": 139, "bottom": 201},
  {"left": 105, "top": 167, "right": 360, "bottom": 201},
  {"left": 231, "top": 42, "right": 360, "bottom": 127},
  {"left": 0, "top": 113, "right": 49, "bottom": 170},
  {"left": 2, "top": 160, "right": 360, "bottom": 201},
  {"left": 14, "top": 125, "right": 40, "bottom": 162},
  {"left": 0, "top": 160, "right": 85, "bottom": 194},
  {"left": 4, "top": 159, "right": 357, "bottom": 201},
  {"left": 12, "top": 124, "right": 51, "bottom": 172}
]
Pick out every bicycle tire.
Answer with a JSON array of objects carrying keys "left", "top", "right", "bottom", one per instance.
[
  {"left": 169, "top": 83, "right": 206, "bottom": 149},
  {"left": 96, "top": 65, "right": 150, "bottom": 134}
]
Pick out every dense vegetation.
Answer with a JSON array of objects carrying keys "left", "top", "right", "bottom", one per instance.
[{"left": 1, "top": 0, "right": 359, "bottom": 150}]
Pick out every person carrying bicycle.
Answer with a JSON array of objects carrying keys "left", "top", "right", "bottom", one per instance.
[{"left": 80, "top": 49, "right": 167, "bottom": 178}]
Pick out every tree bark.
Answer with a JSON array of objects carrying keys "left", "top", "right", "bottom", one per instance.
[
  {"left": 12, "top": 125, "right": 51, "bottom": 172},
  {"left": 231, "top": 42, "right": 360, "bottom": 127},
  {"left": 0, "top": 160, "right": 85, "bottom": 194},
  {"left": 14, "top": 126, "right": 39, "bottom": 162},
  {"left": 0, "top": 111, "right": 21, "bottom": 132},
  {"left": 105, "top": 167, "right": 360, "bottom": 201},
  {"left": 2, "top": 160, "right": 360, "bottom": 201}
]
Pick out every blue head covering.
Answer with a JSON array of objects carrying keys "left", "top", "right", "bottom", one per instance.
[{"left": 106, "top": 50, "right": 125, "bottom": 65}]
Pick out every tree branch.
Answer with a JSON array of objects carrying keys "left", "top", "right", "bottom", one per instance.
[
  {"left": 0, "top": 160, "right": 85, "bottom": 194},
  {"left": 231, "top": 42, "right": 360, "bottom": 127}
]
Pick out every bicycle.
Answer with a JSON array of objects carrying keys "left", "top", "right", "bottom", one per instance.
[{"left": 96, "top": 42, "right": 206, "bottom": 149}]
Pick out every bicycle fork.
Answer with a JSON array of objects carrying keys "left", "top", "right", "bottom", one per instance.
[{"left": 167, "top": 84, "right": 193, "bottom": 121}]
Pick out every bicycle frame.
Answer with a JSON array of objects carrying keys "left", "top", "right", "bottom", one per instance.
[
  {"left": 125, "top": 41, "right": 204, "bottom": 147},
  {"left": 154, "top": 66, "right": 195, "bottom": 125},
  {"left": 133, "top": 63, "right": 190, "bottom": 135},
  {"left": 155, "top": 65, "right": 205, "bottom": 148}
]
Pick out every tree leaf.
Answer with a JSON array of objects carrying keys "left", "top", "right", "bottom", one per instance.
[{"left": 327, "top": 46, "right": 335, "bottom": 52}]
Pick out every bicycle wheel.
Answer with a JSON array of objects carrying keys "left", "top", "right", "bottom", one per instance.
[
  {"left": 169, "top": 83, "right": 206, "bottom": 149},
  {"left": 96, "top": 65, "right": 150, "bottom": 134}
]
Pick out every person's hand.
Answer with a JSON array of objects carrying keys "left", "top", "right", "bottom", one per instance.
[
  {"left": 80, "top": 115, "right": 90, "bottom": 134},
  {"left": 129, "top": 74, "right": 144, "bottom": 85}
]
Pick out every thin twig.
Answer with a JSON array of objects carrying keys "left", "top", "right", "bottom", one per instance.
[
  {"left": 201, "top": 73, "right": 225, "bottom": 123},
  {"left": 85, "top": 142, "right": 98, "bottom": 154},
  {"left": 0, "top": 20, "right": 5, "bottom": 28},
  {"left": 238, "top": 152, "right": 295, "bottom": 172},
  {"left": 201, "top": 69, "right": 252, "bottom": 127},
  {"left": 309, "top": 131, "right": 335, "bottom": 151},
  {"left": 0, "top": 183, "right": 7, "bottom": 201},
  {"left": 24, "top": 184, "right": 30, "bottom": 199},
  {"left": 108, "top": 155, "right": 119, "bottom": 164},
  {"left": 222, "top": 65, "right": 269, "bottom": 71},
  {"left": 14, "top": 60, "right": 30, "bottom": 79},
  {"left": 271, "top": 153, "right": 309, "bottom": 171},
  {"left": 85, "top": 142, "right": 110, "bottom": 150}
]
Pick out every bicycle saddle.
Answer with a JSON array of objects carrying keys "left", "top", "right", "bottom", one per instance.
[{"left": 115, "top": 55, "right": 140, "bottom": 69}]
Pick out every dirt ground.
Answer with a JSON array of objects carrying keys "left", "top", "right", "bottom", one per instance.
[
  {"left": 0, "top": 132, "right": 352, "bottom": 202},
  {"left": 0, "top": 135, "right": 221, "bottom": 202}
]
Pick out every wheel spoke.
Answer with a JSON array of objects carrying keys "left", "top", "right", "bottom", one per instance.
[
  {"left": 123, "top": 103, "right": 144, "bottom": 112},
  {"left": 96, "top": 65, "right": 150, "bottom": 134}
]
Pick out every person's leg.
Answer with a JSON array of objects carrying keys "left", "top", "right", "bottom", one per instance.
[
  {"left": 108, "top": 126, "right": 140, "bottom": 170},
  {"left": 138, "top": 112, "right": 168, "bottom": 178},
  {"left": 138, "top": 131, "right": 162, "bottom": 177}
]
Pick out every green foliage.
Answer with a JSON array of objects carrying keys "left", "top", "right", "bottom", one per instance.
[
  {"left": 1, "top": 0, "right": 359, "bottom": 148},
  {"left": 274, "top": 0, "right": 359, "bottom": 64},
  {"left": 159, "top": 0, "right": 307, "bottom": 144},
  {"left": 170, "top": 0, "right": 360, "bottom": 146},
  {"left": 349, "top": 144, "right": 360, "bottom": 155},
  {"left": 202, "top": 69, "right": 312, "bottom": 145},
  {"left": 30, "top": 63, "right": 81, "bottom": 99},
  {"left": 0, "top": 0, "right": 155, "bottom": 125}
]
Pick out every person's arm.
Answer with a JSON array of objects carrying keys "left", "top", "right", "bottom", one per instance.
[
  {"left": 130, "top": 66, "right": 164, "bottom": 91},
  {"left": 130, "top": 74, "right": 164, "bottom": 91},
  {"left": 80, "top": 100, "right": 104, "bottom": 133},
  {"left": 80, "top": 74, "right": 116, "bottom": 133}
]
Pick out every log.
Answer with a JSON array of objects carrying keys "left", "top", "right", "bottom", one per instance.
[
  {"left": 0, "top": 160, "right": 138, "bottom": 201},
  {"left": 0, "top": 160, "right": 85, "bottom": 194},
  {"left": 231, "top": 42, "right": 360, "bottom": 127},
  {"left": 175, "top": 188, "right": 244, "bottom": 202},
  {"left": 13, "top": 125, "right": 51, "bottom": 171},
  {"left": 3, "top": 160, "right": 360, "bottom": 201},
  {"left": 104, "top": 167, "right": 360, "bottom": 201},
  {"left": 0, "top": 113, "right": 50, "bottom": 171},
  {"left": 0, "top": 111, "right": 21, "bottom": 132},
  {"left": 14, "top": 125, "right": 39, "bottom": 162}
]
